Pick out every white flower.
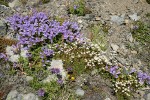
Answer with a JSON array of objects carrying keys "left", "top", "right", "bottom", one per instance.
[
  {"left": 6, "top": 46, "right": 14, "bottom": 56},
  {"left": 21, "top": 49, "right": 28, "bottom": 58},
  {"left": 94, "top": 56, "right": 99, "bottom": 61},
  {"left": 9, "top": 54, "right": 19, "bottom": 62}
]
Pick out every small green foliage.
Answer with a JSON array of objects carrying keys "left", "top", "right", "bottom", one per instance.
[
  {"left": 131, "top": 21, "right": 150, "bottom": 45},
  {"left": 53, "top": 42, "right": 92, "bottom": 76},
  {"left": 146, "top": 13, "right": 150, "bottom": 18},
  {"left": 98, "top": 68, "right": 114, "bottom": 80},
  {"left": 54, "top": 16, "right": 65, "bottom": 25},
  {"left": 146, "top": 0, "right": 150, "bottom": 4},
  {"left": 0, "top": 0, "right": 9, "bottom": 6},
  {"left": 29, "top": 79, "right": 61, "bottom": 100},
  {"left": 41, "top": 0, "right": 50, "bottom": 4},
  {"left": 19, "top": 55, "right": 49, "bottom": 81},
  {"left": 19, "top": 0, "right": 27, "bottom": 5},
  {"left": 68, "top": 0, "right": 91, "bottom": 16},
  {"left": 64, "top": 59, "right": 86, "bottom": 76},
  {"left": 89, "top": 23, "right": 109, "bottom": 51},
  {"left": 29, "top": 78, "right": 79, "bottom": 100},
  {"left": 116, "top": 93, "right": 131, "bottom": 100}
]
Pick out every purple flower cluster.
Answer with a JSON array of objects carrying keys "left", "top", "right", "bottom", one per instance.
[
  {"left": 50, "top": 68, "right": 60, "bottom": 74},
  {"left": 106, "top": 65, "right": 150, "bottom": 85},
  {"left": 106, "top": 65, "right": 121, "bottom": 78},
  {"left": 7, "top": 12, "right": 81, "bottom": 49},
  {"left": 50, "top": 68, "right": 64, "bottom": 84},
  {"left": 137, "top": 71, "right": 150, "bottom": 85},
  {"left": 40, "top": 47, "right": 54, "bottom": 66},
  {"left": 41, "top": 47, "right": 54, "bottom": 58}
]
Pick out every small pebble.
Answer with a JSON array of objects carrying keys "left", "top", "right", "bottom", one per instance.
[{"left": 75, "top": 88, "right": 85, "bottom": 96}]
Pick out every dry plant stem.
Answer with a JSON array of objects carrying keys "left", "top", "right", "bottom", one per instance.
[{"left": 0, "top": 37, "right": 18, "bottom": 53}]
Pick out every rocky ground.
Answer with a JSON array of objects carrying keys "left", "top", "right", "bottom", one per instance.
[{"left": 0, "top": 0, "right": 150, "bottom": 100}]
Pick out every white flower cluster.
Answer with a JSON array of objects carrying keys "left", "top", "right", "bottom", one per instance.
[
  {"left": 50, "top": 41, "right": 110, "bottom": 68},
  {"left": 114, "top": 75, "right": 140, "bottom": 96},
  {"left": 114, "top": 81, "right": 131, "bottom": 96},
  {"left": 5, "top": 45, "right": 28, "bottom": 62}
]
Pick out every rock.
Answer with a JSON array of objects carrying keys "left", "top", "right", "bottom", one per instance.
[
  {"left": 6, "top": 90, "right": 38, "bottom": 100},
  {"left": 124, "top": 19, "right": 130, "bottom": 25},
  {"left": 110, "top": 14, "right": 125, "bottom": 25},
  {"left": 126, "top": 33, "right": 133, "bottom": 42},
  {"left": 132, "top": 64, "right": 140, "bottom": 71},
  {"left": 131, "top": 50, "right": 138, "bottom": 54},
  {"left": 133, "top": 0, "right": 139, "bottom": 3},
  {"left": 23, "top": 93, "right": 38, "bottom": 100},
  {"left": 115, "top": 57, "right": 127, "bottom": 65},
  {"left": 95, "top": 17, "right": 101, "bottom": 21},
  {"left": 26, "top": 0, "right": 40, "bottom": 7},
  {"left": 8, "top": 0, "right": 22, "bottom": 8},
  {"left": 105, "top": 98, "right": 111, "bottom": 100},
  {"left": 84, "top": 14, "right": 95, "bottom": 20},
  {"left": 136, "top": 90, "right": 145, "bottom": 97},
  {"left": 102, "top": 14, "right": 110, "bottom": 21},
  {"left": 147, "top": 93, "right": 150, "bottom": 100},
  {"left": 78, "top": 19, "right": 83, "bottom": 23},
  {"left": 6, "top": 90, "right": 19, "bottom": 100},
  {"left": 84, "top": 93, "right": 103, "bottom": 100},
  {"left": 0, "top": 5, "right": 8, "bottom": 13},
  {"left": 75, "top": 88, "right": 85, "bottom": 96},
  {"left": 0, "top": 5, "right": 14, "bottom": 17},
  {"left": 17, "top": 94, "right": 24, "bottom": 100},
  {"left": 0, "top": 19, "right": 7, "bottom": 36},
  {"left": 42, "top": 74, "right": 57, "bottom": 83},
  {"left": 129, "top": 13, "right": 140, "bottom": 21},
  {"left": 26, "top": 76, "right": 33, "bottom": 82},
  {"left": 91, "top": 69, "right": 98, "bottom": 75},
  {"left": 111, "top": 44, "right": 119, "bottom": 51}
]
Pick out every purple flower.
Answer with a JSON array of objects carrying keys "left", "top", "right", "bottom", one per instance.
[
  {"left": 74, "top": 5, "right": 78, "bottom": 10},
  {"left": 50, "top": 68, "right": 60, "bottom": 74},
  {"left": 57, "top": 79, "right": 63, "bottom": 84},
  {"left": 13, "top": 62, "right": 17, "bottom": 68},
  {"left": 109, "top": 66, "right": 120, "bottom": 78},
  {"left": 137, "top": 71, "right": 150, "bottom": 85},
  {"left": 129, "top": 68, "right": 136, "bottom": 74},
  {"left": 38, "top": 89, "right": 45, "bottom": 97},
  {"left": 43, "top": 49, "right": 54, "bottom": 57},
  {"left": 133, "top": 25, "right": 139, "bottom": 30},
  {"left": 67, "top": 67, "right": 73, "bottom": 72},
  {"left": 0, "top": 53, "right": 8, "bottom": 61},
  {"left": 0, "top": 53, "right": 6, "bottom": 59},
  {"left": 105, "top": 65, "right": 109, "bottom": 71},
  {"left": 26, "top": 52, "right": 32, "bottom": 57}
]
